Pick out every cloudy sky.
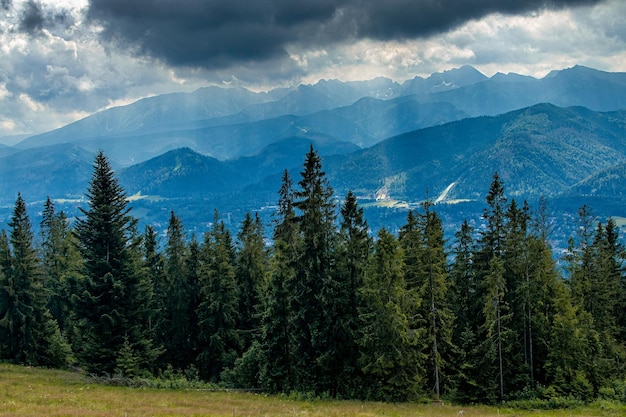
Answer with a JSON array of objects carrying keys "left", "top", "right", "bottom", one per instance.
[{"left": 1, "top": 0, "right": 625, "bottom": 138}]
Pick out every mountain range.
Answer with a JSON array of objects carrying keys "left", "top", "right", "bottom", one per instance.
[
  {"left": 9, "top": 65, "right": 626, "bottom": 165},
  {"left": 2, "top": 65, "right": 626, "bottom": 239}
]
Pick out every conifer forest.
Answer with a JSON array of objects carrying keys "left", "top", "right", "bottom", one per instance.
[{"left": 2, "top": 146, "right": 626, "bottom": 404}]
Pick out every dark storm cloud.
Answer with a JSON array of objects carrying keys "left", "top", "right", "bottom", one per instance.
[
  {"left": 19, "top": 0, "right": 44, "bottom": 32},
  {"left": 346, "top": 0, "right": 606, "bottom": 40},
  {"left": 87, "top": 0, "right": 337, "bottom": 67},
  {"left": 18, "top": 0, "right": 74, "bottom": 35},
  {"left": 87, "top": 0, "right": 605, "bottom": 69},
  {"left": 1, "top": 0, "right": 11, "bottom": 11}
]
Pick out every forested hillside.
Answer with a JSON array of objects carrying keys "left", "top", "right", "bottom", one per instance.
[{"left": 1, "top": 148, "right": 626, "bottom": 404}]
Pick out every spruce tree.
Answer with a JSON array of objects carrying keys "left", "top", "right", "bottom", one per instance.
[
  {"left": 449, "top": 219, "right": 481, "bottom": 402},
  {"left": 259, "top": 170, "right": 299, "bottom": 392},
  {"left": 235, "top": 212, "right": 266, "bottom": 352},
  {"left": 400, "top": 204, "right": 452, "bottom": 399},
  {"left": 480, "top": 172, "right": 507, "bottom": 260},
  {"left": 525, "top": 229, "right": 572, "bottom": 390},
  {"left": 0, "top": 194, "right": 70, "bottom": 367},
  {"left": 39, "top": 197, "right": 82, "bottom": 338},
  {"left": 475, "top": 173, "right": 511, "bottom": 402},
  {"left": 419, "top": 203, "right": 453, "bottom": 399},
  {"left": 184, "top": 234, "right": 202, "bottom": 371},
  {"left": 155, "top": 211, "right": 195, "bottom": 371},
  {"left": 259, "top": 236, "right": 294, "bottom": 392},
  {"left": 319, "top": 192, "right": 372, "bottom": 397},
  {"left": 142, "top": 225, "right": 166, "bottom": 366},
  {"left": 223, "top": 213, "right": 268, "bottom": 388},
  {"left": 565, "top": 205, "right": 595, "bottom": 309},
  {"left": 588, "top": 219, "right": 621, "bottom": 338},
  {"left": 399, "top": 210, "right": 422, "bottom": 291},
  {"left": 290, "top": 145, "right": 337, "bottom": 393},
  {"left": 273, "top": 169, "right": 299, "bottom": 244},
  {"left": 73, "top": 151, "right": 157, "bottom": 375},
  {"left": 197, "top": 212, "right": 240, "bottom": 381},
  {"left": 502, "top": 199, "right": 533, "bottom": 392},
  {"left": 0, "top": 230, "right": 10, "bottom": 356},
  {"left": 545, "top": 272, "right": 596, "bottom": 400},
  {"left": 559, "top": 205, "right": 609, "bottom": 397},
  {"left": 479, "top": 255, "right": 510, "bottom": 403},
  {"left": 586, "top": 219, "right": 625, "bottom": 389},
  {"left": 358, "top": 228, "right": 423, "bottom": 401}
]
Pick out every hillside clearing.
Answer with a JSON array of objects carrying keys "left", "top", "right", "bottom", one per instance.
[{"left": 0, "top": 364, "right": 616, "bottom": 417}]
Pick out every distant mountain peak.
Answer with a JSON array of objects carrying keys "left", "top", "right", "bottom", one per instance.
[
  {"left": 544, "top": 65, "right": 611, "bottom": 79},
  {"left": 490, "top": 72, "right": 536, "bottom": 83},
  {"left": 439, "top": 65, "right": 487, "bottom": 82},
  {"left": 400, "top": 65, "right": 487, "bottom": 95}
]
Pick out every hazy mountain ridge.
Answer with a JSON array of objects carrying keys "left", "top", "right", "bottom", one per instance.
[
  {"left": 16, "top": 87, "right": 281, "bottom": 149},
  {"left": 428, "top": 66, "right": 626, "bottom": 117},
  {"left": 13, "top": 65, "right": 626, "bottom": 168},
  {"left": 0, "top": 144, "right": 94, "bottom": 204}
]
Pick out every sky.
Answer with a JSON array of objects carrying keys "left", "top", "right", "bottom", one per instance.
[{"left": 1, "top": 0, "right": 625, "bottom": 139}]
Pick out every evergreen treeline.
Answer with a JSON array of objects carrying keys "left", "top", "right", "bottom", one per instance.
[{"left": 2, "top": 147, "right": 626, "bottom": 403}]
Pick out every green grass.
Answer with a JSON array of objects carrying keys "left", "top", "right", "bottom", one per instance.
[{"left": 0, "top": 363, "right": 619, "bottom": 416}]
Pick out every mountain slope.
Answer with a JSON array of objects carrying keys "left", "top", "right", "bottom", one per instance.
[
  {"left": 17, "top": 87, "right": 280, "bottom": 149},
  {"left": 328, "top": 96, "right": 469, "bottom": 147},
  {"left": 118, "top": 147, "right": 245, "bottom": 198},
  {"left": 118, "top": 137, "right": 360, "bottom": 199},
  {"left": 0, "top": 143, "right": 17, "bottom": 158},
  {"left": 324, "top": 104, "right": 626, "bottom": 202},
  {"left": 0, "top": 144, "right": 94, "bottom": 204},
  {"left": 229, "top": 136, "right": 359, "bottom": 181},
  {"left": 567, "top": 162, "right": 626, "bottom": 199}
]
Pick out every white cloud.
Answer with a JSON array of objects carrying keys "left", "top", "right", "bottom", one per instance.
[
  {"left": 19, "top": 93, "right": 45, "bottom": 112},
  {"left": 0, "top": 82, "right": 11, "bottom": 100},
  {"left": 0, "top": 118, "right": 16, "bottom": 131}
]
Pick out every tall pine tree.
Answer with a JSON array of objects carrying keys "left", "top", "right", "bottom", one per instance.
[
  {"left": 154, "top": 211, "right": 196, "bottom": 371},
  {"left": 449, "top": 219, "right": 481, "bottom": 402},
  {"left": 290, "top": 145, "right": 337, "bottom": 394},
  {"left": 259, "top": 170, "right": 300, "bottom": 392},
  {"left": 358, "top": 228, "right": 423, "bottom": 401},
  {"left": 419, "top": 203, "right": 453, "bottom": 399},
  {"left": 73, "top": 151, "right": 157, "bottom": 375},
  {"left": 330, "top": 191, "right": 372, "bottom": 397},
  {"left": 235, "top": 212, "right": 266, "bottom": 353},
  {"left": 475, "top": 173, "right": 511, "bottom": 402},
  {"left": 197, "top": 211, "right": 240, "bottom": 381}
]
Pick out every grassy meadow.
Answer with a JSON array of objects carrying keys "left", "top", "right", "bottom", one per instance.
[{"left": 0, "top": 363, "right": 621, "bottom": 417}]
